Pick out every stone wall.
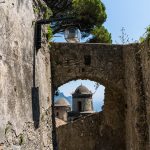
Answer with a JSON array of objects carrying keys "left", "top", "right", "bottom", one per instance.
[
  {"left": 0, "top": 1, "right": 150, "bottom": 148},
  {"left": 50, "top": 43, "right": 124, "bottom": 92},
  {"left": 139, "top": 42, "right": 150, "bottom": 149},
  {"left": 123, "top": 44, "right": 149, "bottom": 150},
  {"left": 0, "top": 0, "right": 53, "bottom": 149},
  {"left": 57, "top": 113, "right": 104, "bottom": 150},
  {"left": 57, "top": 108, "right": 125, "bottom": 150},
  {"left": 51, "top": 43, "right": 127, "bottom": 149},
  {"left": 52, "top": 42, "right": 150, "bottom": 150},
  {"left": 56, "top": 85, "right": 126, "bottom": 150}
]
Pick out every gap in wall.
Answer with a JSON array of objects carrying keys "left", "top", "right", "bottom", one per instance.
[{"left": 54, "top": 79, "right": 105, "bottom": 112}]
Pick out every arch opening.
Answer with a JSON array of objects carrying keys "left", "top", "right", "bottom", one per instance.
[
  {"left": 50, "top": 42, "right": 126, "bottom": 150},
  {"left": 54, "top": 79, "right": 105, "bottom": 117},
  {"left": 52, "top": 78, "right": 126, "bottom": 150}
]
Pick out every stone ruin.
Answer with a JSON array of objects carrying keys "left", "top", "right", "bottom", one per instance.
[
  {"left": 51, "top": 42, "right": 150, "bottom": 150},
  {"left": 0, "top": 0, "right": 150, "bottom": 150}
]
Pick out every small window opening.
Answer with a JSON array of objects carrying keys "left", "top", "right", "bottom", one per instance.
[
  {"left": 82, "top": 68, "right": 85, "bottom": 72},
  {"left": 78, "top": 101, "right": 82, "bottom": 112},
  {"left": 84, "top": 55, "right": 91, "bottom": 65},
  {"left": 56, "top": 112, "right": 59, "bottom": 117}
]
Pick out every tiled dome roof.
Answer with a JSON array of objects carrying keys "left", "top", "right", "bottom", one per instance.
[
  {"left": 74, "top": 85, "right": 92, "bottom": 94},
  {"left": 55, "top": 98, "right": 70, "bottom": 107}
]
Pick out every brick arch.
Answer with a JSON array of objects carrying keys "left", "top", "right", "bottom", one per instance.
[{"left": 50, "top": 43, "right": 124, "bottom": 93}]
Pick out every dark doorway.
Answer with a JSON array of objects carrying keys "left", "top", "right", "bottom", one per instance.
[
  {"left": 78, "top": 101, "right": 82, "bottom": 112},
  {"left": 56, "top": 112, "right": 59, "bottom": 117}
]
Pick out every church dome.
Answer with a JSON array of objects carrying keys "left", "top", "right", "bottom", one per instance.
[
  {"left": 74, "top": 85, "right": 92, "bottom": 95},
  {"left": 55, "top": 98, "right": 70, "bottom": 107}
]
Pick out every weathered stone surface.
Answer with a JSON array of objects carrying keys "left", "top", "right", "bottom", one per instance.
[
  {"left": 51, "top": 43, "right": 126, "bottom": 150},
  {"left": 139, "top": 42, "right": 150, "bottom": 150},
  {"left": 0, "top": 0, "right": 53, "bottom": 149},
  {"left": 50, "top": 43, "right": 124, "bottom": 91},
  {"left": 0, "top": 0, "right": 150, "bottom": 149},
  {"left": 123, "top": 43, "right": 149, "bottom": 150},
  {"left": 51, "top": 42, "right": 150, "bottom": 150},
  {"left": 57, "top": 88, "right": 126, "bottom": 150}
]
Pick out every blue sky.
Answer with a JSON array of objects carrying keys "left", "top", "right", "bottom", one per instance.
[
  {"left": 58, "top": 80, "right": 105, "bottom": 112},
  {"left": 103, "top": 0, "right": 150, "bottom": 43},
  {"left": 55, "top": 0, "right": 150, "bottom": 111},
  {"left": 53, "top": 0, "right": 150, "bottom": 43}
]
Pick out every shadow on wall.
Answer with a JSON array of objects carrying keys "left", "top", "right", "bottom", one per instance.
[
  {"left": 32, "top": 87, "right": 40, "bottom": 128},
  {"left": 31, "top": 23, "right": 41, "bottom": 129}
]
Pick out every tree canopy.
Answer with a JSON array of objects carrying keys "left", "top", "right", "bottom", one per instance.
[
  {"left": 88, "top": 26, "right": 112, "bottom": 43},
  {"left": 44, "top": 0, "right": 111, "bottom": 43},
  {"left": 139, "top": 25, "right": 150, "bottom": 43}
]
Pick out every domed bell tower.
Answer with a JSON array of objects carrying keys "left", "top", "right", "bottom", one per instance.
[
  {"left": 72, "top": 85, "right": 94, "bottom": 113},
  {"left": 54, "top": 98, "right": 71, "bottom": 122}
]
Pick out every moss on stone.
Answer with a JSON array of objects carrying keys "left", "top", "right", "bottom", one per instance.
[
  {"left": 38, "top": 0, "right": 52, "bottom": 19},
  {"left": 33, "top": 0, "right": 52, "bottom": 19},
  {"left": 47, "top": 26, "right": 53, "bottom": 41},
  {"left": 33, "top": 7, "right": 40, "bottom": 14},
  {"left": 5, "top": 126, "right": 10, "bottom": 135},
  {"left": 19, "top": 134, "right": 24, "bottom": 145},
  {"left": 5, "top": 121, "right": 12, "bottom": 134}
]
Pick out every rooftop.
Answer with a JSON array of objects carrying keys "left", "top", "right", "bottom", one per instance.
[
  {"left": 73, "top": 84, "right": 92, "bottom": 95},
  {"left": 55, "top": 98, "right": 70, "bottom": 107}
]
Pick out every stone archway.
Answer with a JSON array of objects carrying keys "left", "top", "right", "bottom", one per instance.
[
  {"left": 50, "top": 42, "right": 149, "bottom": 150},
  {"left": 50, "top": 43, "right": 126, "bottom": 149},
  {"left": 50, "top": 43, "right": 124, "bottom": 91}
]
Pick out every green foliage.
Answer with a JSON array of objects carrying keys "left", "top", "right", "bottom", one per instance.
[
  {"left": 5, "top": 126, "right": 10, "bottom": 135},
  {"left": 44, "top": 0, "right": 109, "bottom": 40},
  {"left": 140, "top": 25, "right": 150, "bottom": 43},
  {"left": 145, "top": 25, "right": 150, "bottom": 39},
  {"left": 72, "top": 0, "right": 107, "bottom": 28},
  {"left": 19, "top": 134, "right": 24, "bottom": 145},
  {"left": 89, "top": 26, "right": 112, "bottom": 43},
  {"left": 43, "top": 0, "right": 72, "bottom": 16},
  {"left": 33, "top": 7, "right": 40, "bottom": 14},
  {"left": 34, "top": 0, "right": 52, "bottom": 19},
  {"left": 47, "top": 26, "right": 53, "bottom": 41},
  {"left": 5, "top": 121, "right": 12, "bottom": 135},
  {"left": 33, "top": 1, "right": 53, "bottom": 40},
  {"left": 72, "top": 0, "right": 109, "bottom": 41},
  {"left": 39, "top": 0, "right": 52, "bottom": 19},
  {"left": 43, "top": 7, "right": 52, "bottom": 19},
  {"left": 139, "top": 37, "right": 145, "bottom": 43},
  {"left": 43, "top": 0, "right": 111, "bottom": 42}
]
